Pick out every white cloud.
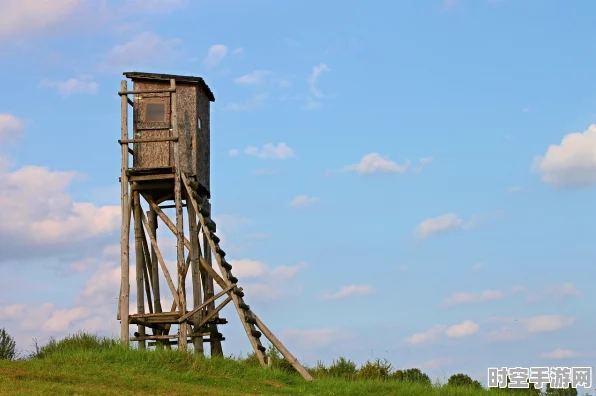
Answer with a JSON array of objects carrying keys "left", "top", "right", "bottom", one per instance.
[
  {"left": 0, "top": 0, "right": 81, "bottom": 38},
  {"left": 203, "top": 44, "right": 228, "bottom": 68},
  {"left": 414, "top": 213, "right": 464, "bottom": 240},
  {"left": 0, "top": 160, "right": 120, "bottom": 262},
  {"left": 486, "top": 315, "right": 576, "bottom": 342},
  {"left": 319, "top": 285, "right": 373, "bottom": 301},
  {"left": 522, "top": 315, "right": 576, "bottom": 333},
  {"left": 228, "top": 149, "right": 240, "bottom": 157},
  {"left": 0, "top": 114, "right": 24, "bottom": 143},
  {"left": 442, "top": 290, "right": 504, "bottom": 307},
  {"left": 531, "top": 124, "right": 596, "bottom": 187},
  {"left": 445, "top": 320, "right": 479, "bottom": 338},
  {"left": 231, "top": 47, "right": 244, "bottom": 56},
  {"left": 234, "top": 70, "right": 272, "bottom": 85},
  {"left": 42, "top": 307, "right": 91, "bottom": 332},
  {"left": 307, "top": 63, "right": 329, "bottom": 98},
  {"left": 289, "top": 195, "right": 320, "bottom": 208},
  {"left": 39, "top": 77, "right": 98, "bottom": 97},
  {"left": 508, "top": 185, "right": 523, "bottom": 193},
  {"left": 225, "top": 93, "right": 268, "bottom": 111},
  {"left": 225, "top": 259, "right": 306, "bottom": 301},
  {"left": 98, "top": 32, "right": 181, "bottom": 72},
  {"left": 527, "top": 283, "right": 581, "bottom": 303},
  {"left": 238, "top": 143, "right": 295, "bottom": 159},
  {"left": 405, "top": 320, "right": 479, "bottom": 345},
  {"left": 405, "top": 325, "right": 447, "bottom": 345},
  {"left": 226, "top": 259, "right": 268, "bottom": 278},
  {"left": 539, "top": 349, "right": 581, "bottom": 360},
  {"left": 341, "top": 153, "right": 410, "bottom": 175},
  {"left": 471, "top": 262, "right": 484, "bottom": 271}
]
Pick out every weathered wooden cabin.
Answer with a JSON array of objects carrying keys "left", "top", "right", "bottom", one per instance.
[{"left": 124, "top": 72, "right": 215, "bottom": 198}]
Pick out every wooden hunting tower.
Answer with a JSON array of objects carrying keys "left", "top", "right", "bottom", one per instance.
[{"left": 117, "top": 72, "right": 312, "bottom": 381}]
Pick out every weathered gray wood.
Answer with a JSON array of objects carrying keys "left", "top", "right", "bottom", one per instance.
[
  {"left": 119, "top": 137, "right": 178, "bottom": 144},
  {"left": 140, "top": 210, "right": 182, "bottom": 309},
  {"left": 137, "top": 221, "right": 154, "bottom": 315},
  {"left": 201, "top": 201, "right": 223, "bottom": 357},
  {"left": 187, "top": 197, "right": 204, "bottom": 354},
  {"left": 198, "top": 296, "right": 232, "bottom": 328},
  {"left": 252, "top": 313, "right": 314, "bottom": 381},
  {"left": 119, "top": 80, "right": 131, "bottom": 347},
  {"left": 178, "top": 284, "right": 235, "bottom": 323},
  {"left": 129, "top": 174, "right": 175, "bottom": 181},
  {"left": 133, "top": 191, "right": 146, "bottom": 349},
  {"left": 142, "top": 193, "right": 228, "bottom": 288},
  {"left": 119, "top": 88, "right": 176, "bottom": 95},
  {"left": 148, "top": 209, "right": 162, "bottom": 337}
]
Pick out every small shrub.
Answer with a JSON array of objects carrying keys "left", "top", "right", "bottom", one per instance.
[
  {"left": 265, "top": 345, "right": 295, "bottom": 374},
  {"left": 0, "top": 328, "right": 17, "bottom": 360},
  {"left": 307, "top": 361, "right": 329, "bottom": 378},
  {"left": 545, "top": 383, "right": 578, "bottom": 395},
  {"left": 358, "top": 358, "right": 393, "bottom": 380},
  {"left": 447, "top": 373, "right": 483, "bottom": 389},
  {"left": 327, "top": 357, "right": 358, "bottom": 379},
  {"left": 392, "top": 368, "right": 432, "bottom": 386}
]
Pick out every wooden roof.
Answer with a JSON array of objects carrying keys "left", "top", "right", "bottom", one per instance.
[{"left": 123, "top": 72, "right": 215, "bottom": 102}]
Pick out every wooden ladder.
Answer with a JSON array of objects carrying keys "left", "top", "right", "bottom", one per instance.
[{"left": 180, "top": 173, "right": 313, "bottom": 381}]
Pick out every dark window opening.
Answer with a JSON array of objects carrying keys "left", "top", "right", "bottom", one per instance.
[{"left": 145, "top": 103, "right": 166, "bottom": 122}]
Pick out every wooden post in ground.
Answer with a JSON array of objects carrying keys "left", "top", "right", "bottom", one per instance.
[
  {"left": 171, "top": 78, "right": 188, "bottom": 352},
  {"left": 119, "top": 79, "right": 131, "bottom": 347},
  {"left": 133, "top": 191, "right": 146, "bottom": 349},
  {"left": 201, "top": 200, "right": 223, "bottom": 357},
  {"left": 148, "top": 209, "right": 163, "bottom": 339},
  {"left": 187, "top": 196, "right": 204, "bottom": 354}
]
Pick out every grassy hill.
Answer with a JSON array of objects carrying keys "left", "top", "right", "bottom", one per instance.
[{"left": 0, "top": 332, "right": 567, "bottom": 395}]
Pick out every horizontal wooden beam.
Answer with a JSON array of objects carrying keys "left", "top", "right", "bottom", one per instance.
[
  {"left": 119, "top": 88, "right": 175, "bottom": 95},
  {"left": 129, "top": 173, "right": 175, "bottom": 181},
  {"left": 119, "top": 137, "right": 178, "bottom": 144}
]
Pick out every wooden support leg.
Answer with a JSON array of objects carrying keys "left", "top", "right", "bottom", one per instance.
[
  {"left": 201, "top": 212, "right": 223, "bottom": 357},
  {"left": 187, "top": 195, "right": 204, "bottom": 355},
  {"left": 174, "top": 173, "right": 188, "bottom": 352},
  {"left": 148, "top": 209, "right": 163, "bottom": 338},
  {"left": 133, "top": 191, "right": 146, "bottom": 349},
  {"left": 119, "top": 80, "right": 131, "bottom": 347}
]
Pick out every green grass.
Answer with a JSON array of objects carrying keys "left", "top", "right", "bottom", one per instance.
[{"left": 0, "top": 332, "right": 537, "bottom": 395}]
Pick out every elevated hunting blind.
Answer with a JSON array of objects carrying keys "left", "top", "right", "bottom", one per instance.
[{"left": 117, "top": 72, "right": 312, "bottom": 381}]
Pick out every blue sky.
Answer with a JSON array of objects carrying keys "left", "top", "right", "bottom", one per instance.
[{"left": 1, "top": 0, "right": 595, "bottom": 391}]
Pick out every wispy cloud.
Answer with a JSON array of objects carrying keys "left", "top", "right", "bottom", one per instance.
[
  {"left": 39, "top": 77, "right": 98, "bottom": 97},
  {"left": 234, "top": 70, "right": 272, "bottom": 85},
  {"left": 0, "top": 113, "right": 24, "bottom": 143},
  {"left": 332, "top": 154, "right": 432, "bottom": 176},
  {"left": 414, "top": 213, "right": 466, "bottom": 240},
  {"left": 289, "top": 195, "right": 320, "bottom": 208},
  {"left": 203, "top": 44, "right": 228, "bottom": 68},
  {"left": 320, "top": 285, "right": 373, "bottom": 300},
  {"left": 441, "top": 290, "right": 504, "bottom": 307},
  {"left": 405, "top": 320, "right": 480, "bottom": 345},
  {"left": 224, "top": 93, "right": 268, "bottom": 111},
  {"left": 228, "top": 143, "right": 295, "bottom": 159}
]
